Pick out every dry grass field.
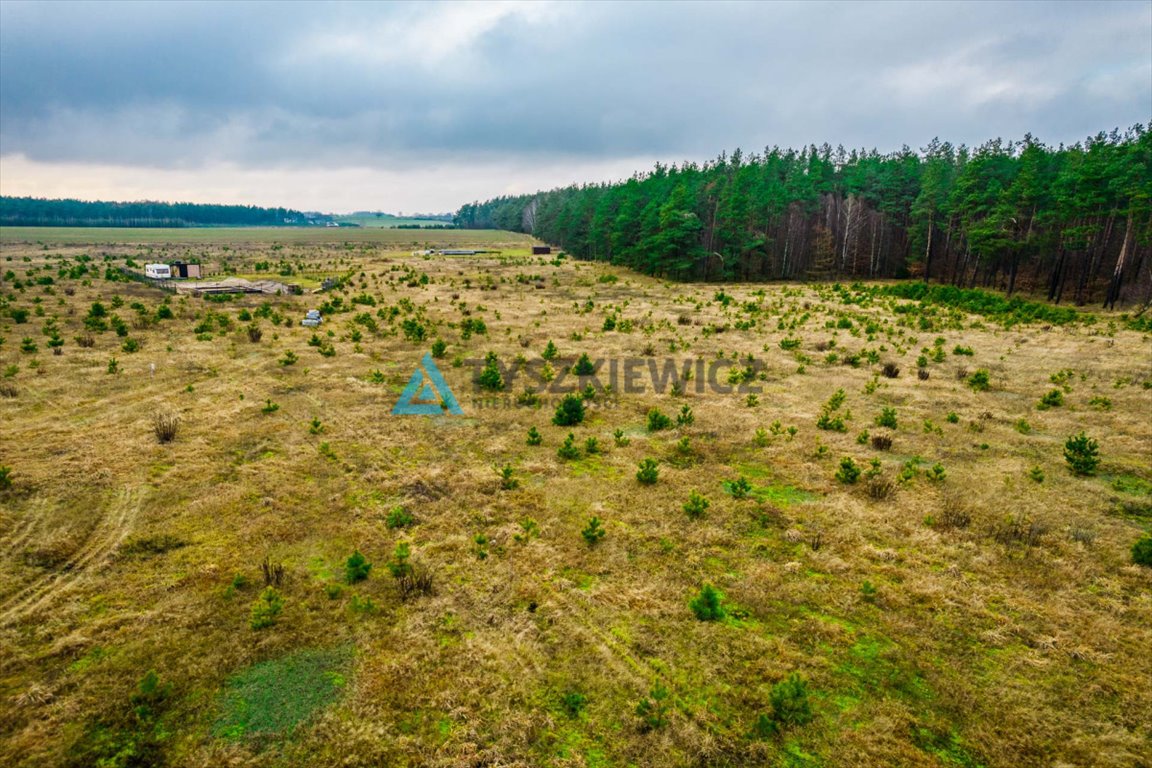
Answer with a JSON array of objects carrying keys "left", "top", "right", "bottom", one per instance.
[{"left": 0, "top": 231, "right": 1149, "bottom": 768}]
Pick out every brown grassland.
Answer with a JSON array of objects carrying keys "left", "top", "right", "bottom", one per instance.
[{"left": 0, "top": 229, "right": 1149, "bottom": 767}]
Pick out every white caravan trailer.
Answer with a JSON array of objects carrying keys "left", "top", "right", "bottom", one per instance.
[{"left": 145, "top": 264, "right": 172, "bottom": 279}]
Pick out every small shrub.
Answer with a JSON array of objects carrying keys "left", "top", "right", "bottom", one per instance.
[
  {"left": 1132, "top": 534, "right": 1152, "bottom": 567},
  {"left": 952, "top": 345, "right": 974, "bottom": 356},
  {"left": 0, "top": 466, "right": 13, "bottom": 491},
  {"left": 584, "top": 437, "right": 601, "bottom": 455},
  {"left": 946, "top": 411, "right": 959, "bottom": 424},
  {"left": 826, "top": 388, "right": 847, "bottom": 410},
  {"left": 881, "top": 362, "right": 900, "bottom": 378},
  {"left": 552, "top": 394, "right": 585, "bottom": 426},
  {"left": 870, "top": 434, "right": 893, "bottom": 451},
  {"left": 152, "top": 411, "right": 179, "bottom": 443},
  {"left": 279, "top": 350, "right": 298, "bottom": 366},
  {"left": 636, "top": 458, "right": 660, "bottom": 484},
  {"left": 926, "top": 462, "right": 946, "bottom": 482},
  {"left": 557, "top": 433, "right": 581, "bottom": 460},
  {"left": 967, "top": 369, "right": 990, "bottom": 391},
  {"left": 249, "top": 587, "right": 284, "bottom": 629},
  {"left": 345, "top": 550, "right": 373, "bottom": 583},
  {"left": 246, "top": 324, "right": 262, "bottom": 343},
  {"left": 431, "top": 338, "right": 447, "bottom": 358},
  {"left": 875, "top": 407, "right": 898, "bottom": 429},
  {"left": 1064, "top": 432, "right": 1100, "bottom": 476},
  {"left": 613, "top": 428, "right": 630, "bottom": 446},
  {"left": 572, "top": 353, "right": 596, "bottom": 376},
  {"left": 309, "top": 418, "right": 323, "bottom": 435},
  {"left": 764, "top": 673, "right": 813, "bottom": 732},
  {"left": 647, "top": 408, "right": 673, "bottom": 431},
  {"left": 835, "top": 457, "right": 861, "bottom": 484},
  {"left": 261, "top": 399, "right": 280, "bottom": 414},
  {"left": 581, "top": 517, "right": 606, "bottom": 546},
  {"left": 20, "top": 337, "right": 37, "bottom": 353},
  {"left": 387, "top": 542, "right": 412, "bottom": 579},
  {"left": 726, "top": 476, "right": 753, "bottom": 499},
  {"left": 1028, "top": 466, "right": 1045, "bottom": 483},
  {"left": 526, "top": 426, "right": 543, "bottom": 446},
  {"left": 636, "top": 685, "right": 670, "bottom": 731},
  {"left": 477, "top": 352, "right": 505, "bottom": 391},
  {"left": 561, "top": 691, "right": 587, "bottom": 718},
  {"left": 917, "top": 368, "right": 930, "bottom": 381},
  {"left": 498, "top": 464, "right": 519, "bottom": 490},
  {"left": 816, "top": 411, "right": 846, "bottom": 432},
  {"left": 541, "top": 340, "right": 558, "bottom": 360},
  {"left": 683, "top": 491, "right": 710, "bottom": 519},
  {"left": 107, "top": 357, "right": 119, "bottom": 374},
  {"left": 1037, "top": 389, "right": 1064, "bottom": 410},
  {"left": 690, "top": 584, "right": 726, "bottom": 621},
  {"left": 676, "top": 404, "right": 694, "bottom": 427},
  {"left": 514, "top": 518, "right": 540, "bottom": 544}
]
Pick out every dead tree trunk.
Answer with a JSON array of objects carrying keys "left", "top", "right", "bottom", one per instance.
[{"left": 1105, "top": 212, "right": 1134, "bottom": 309}]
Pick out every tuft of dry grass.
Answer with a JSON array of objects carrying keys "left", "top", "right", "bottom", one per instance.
[{"left": 152, "top": 410, "right": 180, "bottom": 443}]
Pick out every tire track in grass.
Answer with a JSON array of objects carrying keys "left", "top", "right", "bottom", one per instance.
[
  {"left": 0, "top": 486, "right": 142, "bottom": 627},
  {"left": 0, "top": 499, "right": 46, "bottom": 564},
  {"left": 542, "top": 579, "right": 737, "bottom": 742}
]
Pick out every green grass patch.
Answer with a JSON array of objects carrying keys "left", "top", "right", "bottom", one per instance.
[
  {"left": 569, "top": 454, "right": 623, "bottom": 479},
  {"left": 880, "top": 282, "right": 1090, "bottom": 326},
  {"left": 914, "top": 728, "right": 987, "bottom": 768},
  {"left": 733, "top": 463, "right": 819, "bottom": 506},
  {"left": 1110, "top": 474, "right": 1152, "bottom": 497},
  {"left": 213, "top": 646, "right": 353, "bottom": 741}
]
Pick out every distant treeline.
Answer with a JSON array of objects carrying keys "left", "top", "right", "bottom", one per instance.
[
  {"left": 0, "top": 196, "right": 330, "bottom": 228},
  {"left": 455, "top": 126, "right": 1151, "bottom": 307}
]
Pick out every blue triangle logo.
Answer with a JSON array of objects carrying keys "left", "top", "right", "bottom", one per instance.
[{"left": 392, "top": 353, "right": 464, "bottom": 415}]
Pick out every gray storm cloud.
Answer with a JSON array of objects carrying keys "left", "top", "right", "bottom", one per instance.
[{"left": 0, "top": 0, "right": 1148, "bottom": 210}]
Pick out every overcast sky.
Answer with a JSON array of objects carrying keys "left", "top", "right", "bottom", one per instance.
[{"left": 1, "top": 0, "right": 1149, "bottom": 214}]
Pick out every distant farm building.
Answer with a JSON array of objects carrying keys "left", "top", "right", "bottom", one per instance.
[
  {"left": 145, "top": 263, "right": 172, "bottom": 279},
  {"left": 532, "top": 245, "right": 552, "bottom": 255},
  {"left": 170, "top": 261, "right": 202, "bottom": 279}
]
